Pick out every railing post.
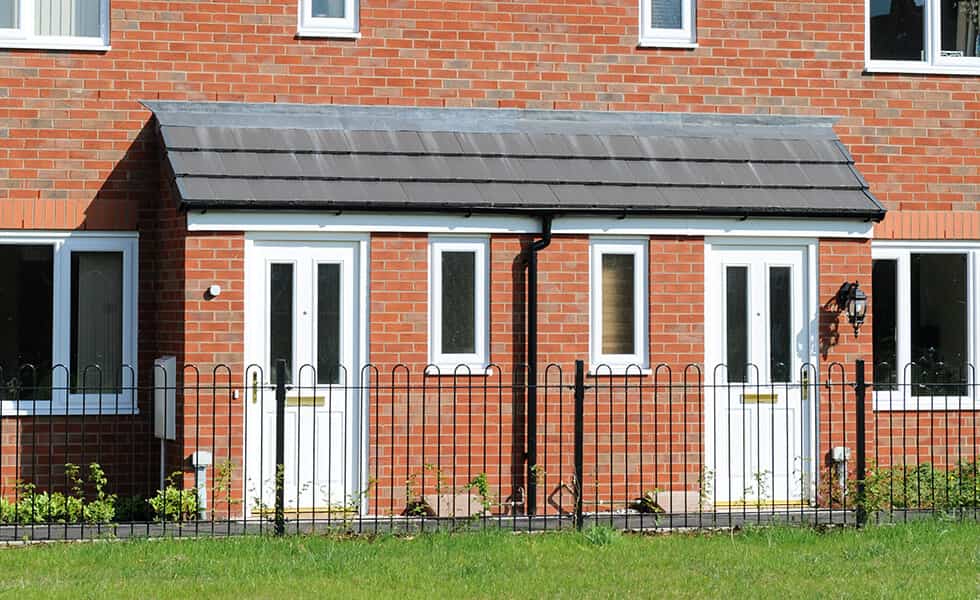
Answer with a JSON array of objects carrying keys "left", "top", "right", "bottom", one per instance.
[
  {"left": 573, "top": 359, "right": 585, "bottom": 531},
  {"left": 275, "top": 359, "right": 286, "bottom": 536},
  {"left": 854, "top": 359, "right": 868, "bottom": 528}
]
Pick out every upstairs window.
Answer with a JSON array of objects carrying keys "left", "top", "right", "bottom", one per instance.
[
  {"left": 0, "top": 0, "right": 109, "bottom": 50},
  {"left": 298, "top": 0, "right": 359, "bottom": 38},
  {"left": 868, "top": 0, "right": 980, "bottom": 72},
  {"left": 590, "top": 239, "right": 649, "bottom": 373},
  {"left": 428, "top": 237, "right": 489, "bottom": 373},
  {"left": 640, "top": 0, "right": 696, "bottom": 47}
]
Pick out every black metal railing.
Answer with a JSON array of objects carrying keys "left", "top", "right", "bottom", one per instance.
[{"left": 0, "top": 359, "right": 976, "bottom": 541}]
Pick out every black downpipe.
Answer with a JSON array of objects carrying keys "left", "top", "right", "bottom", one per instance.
[{"left": 526, "top": 215, "right": 552, "bottom": 515}]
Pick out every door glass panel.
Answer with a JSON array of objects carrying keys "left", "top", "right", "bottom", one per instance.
[
  {"left": 769, "top": 267, "right": 792, "bottom": 383},
  {"left": 312, "top": 0, "right": 345, "bottom": 18},
  {"left": 911, "top": 253, "right": 967, "bottom": 396},
  {"left": 651, "top": 0, "right": 682, "bottom": 29},
  {"left": 869, "top": 0, "right": 925, "bottom": 61},
  {"left": 0, "top": 245, "right": 53, "bottom": 401},
  {"left": 269, "top": 263, "right": 294, "bottom": 385},
  {"left": 71, "top": 252, "right": 123, "bottom": 393},
  {"left": 872, "top": 259, "right": 898, "bottom": 389},
  {"left": 726, "top": 266, "right": 748, "bottom": 383},
  {"left": 940, "top": 0, "right": 980, "bottom": 58},
  {"left": 317, "top": 263, "right": 341, "bottom": 385},
  {"left": 601, "top": 253, "right": 636, "bottom": 355},
  {"left": 441, "top": 251, "right": 476, "bottom": 355}
]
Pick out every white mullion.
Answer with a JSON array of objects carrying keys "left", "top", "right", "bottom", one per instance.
[
  {"left": 51, "top": 237, "right": 69, "bottom": 405},
  {"left": 925, "top": 0, "right": 936, "bottom": 64},
  {"left": 19, "top": 0, "right": 33, "bottom": 37},
  {"left": 430, "top": 244, "right": 444, "bottom": 365},
  {"left": 632, "top": 242, "right": 648, "bottom": 370},
  {"left": 895, "top": 250, "right": 912, "bottom": 394}
]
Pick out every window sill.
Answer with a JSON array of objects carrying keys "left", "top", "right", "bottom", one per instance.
[
  {"left": 0, "top": 39, "right": 110, "bottom": 51},
  {"left": 873, "top": 396, "right": 978, "bottom": 412},
  {"left": 424, "top": 364, "right": 492, "bottom": 377},
  {"left": 1, "top": 402, "right": 139, "bottom": 416},
  {"left": 296, "top": 28, "right": 361, "bottom": 40},
  {"left": 637, "top": 38, "right": 698, "bottom": 49},
  {"left": 588, "top": 366, "right": 652, "bottom": 377},
  {"left": 864, "top": 61, "right": 980, "bottom": 77}
]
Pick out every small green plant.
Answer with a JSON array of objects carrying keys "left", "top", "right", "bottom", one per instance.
[
  {"left": 858, "top": 460, "right": 980, "bottom": 514},
  {"left": 529, "top": 464, "right": 546, "bottom": 486},
  {"left": 82, "top": 462, "right": 116, "bottom": 523},
  {"left": 698, "top": 467, "right": 715, "bottom": 508},
  {"left": 6, "top": 484, "right": 82, "bottom": 524},
  {"left": 465, "top": 472, "right": 493, "bottom": 515},
  {"left": 752, "top": 469, "right": 772, "bottom": 503},
  {"left": 582, "top": 525, "right": 620, "bottom": 547},
  {"left": 402, "top": 472, "right": 434, "bottom": 516},
  {"left": 1, "top": 463, "right": 116, "bottom": 524},
  {"left": 148, "top": 472, "right": 200, "bottom": 522},
  {"left": 212, "top": 459, "right": 240, "bottom": 518}
]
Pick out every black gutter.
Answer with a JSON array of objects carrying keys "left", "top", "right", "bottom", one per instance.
[{"left": 525, "top": 214, "right": 552, "bottom": 516}]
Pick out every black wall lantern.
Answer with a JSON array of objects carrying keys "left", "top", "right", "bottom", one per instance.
[{"left": 837, "top": 281, "right": 867, "bottom": 336}]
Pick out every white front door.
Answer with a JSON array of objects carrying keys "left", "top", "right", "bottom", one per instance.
[
  {"left": 705, "top": 243, "right": 814, "bottom": 506},
  {"left": 244, "top": 239, "right": 363, "bottom": 515}
]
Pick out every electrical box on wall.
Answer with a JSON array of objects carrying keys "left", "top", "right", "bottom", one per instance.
[{"left": 154, "top": 356, "right": 177, "bottom": 441}]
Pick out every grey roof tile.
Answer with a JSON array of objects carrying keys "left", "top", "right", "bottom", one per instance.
[{"left": 151, "top": 103, "right": 884, "bottom": 219}]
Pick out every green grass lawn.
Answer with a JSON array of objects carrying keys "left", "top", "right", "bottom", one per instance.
[{"left": 0, "top": 520, "right": 977, "bottom": 599}]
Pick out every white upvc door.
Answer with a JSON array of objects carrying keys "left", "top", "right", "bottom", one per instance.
[
  {"left": 244, "top": 239, "right": 363, "bottom": 515},
  {"left": 704, "top": 242, "right": 815, "bottom": 506}
]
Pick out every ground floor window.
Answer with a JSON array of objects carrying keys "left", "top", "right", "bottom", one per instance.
[
  {"left": 0, "top": 233, "right": 137, "bottom": 413},
  {"left": 589, "top": 238, "right": 649, "bottom": 373},
  {"left": 872, "top": 244, "right": 976, "bottom": 408},
  {"left": 428, "top": 236, "right": 489, "bottom": 372}
]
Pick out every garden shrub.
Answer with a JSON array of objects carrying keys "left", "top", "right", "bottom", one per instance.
[{"left": 861, "top": 460, "right": 980, "bottom": 512}]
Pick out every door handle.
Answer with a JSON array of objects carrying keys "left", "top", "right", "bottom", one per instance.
[
  {"left": 801, "top": 371, "right": 809, "bottom": 402},
  {"left": 251, "top": 371, "right": 258, "bottom": 404}
]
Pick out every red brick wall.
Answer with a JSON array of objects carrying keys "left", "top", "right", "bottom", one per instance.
[
  {"left": 363, "top": 233, "right": 707, "bottom": 516},
  {"left": 1, "top": 0, "right": 978, "bottom": 233},
  {"left": 818, "top": 238, "right": 874, "bottom": 505}
]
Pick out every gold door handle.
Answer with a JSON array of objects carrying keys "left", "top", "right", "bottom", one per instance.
[
  {"left": 251, "top": 372, "right": 258, "bottom": 404},
  {"left": 802, "top": 371, "right": 809, "bottom": 402}
]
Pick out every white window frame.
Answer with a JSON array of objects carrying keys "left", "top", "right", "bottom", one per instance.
[
  {"left": 865, "top": 0, "right": 980, "bottom": 75},
  {"left": 639, "top": 0, "right": 697, "bottom": 48},
  {"left": 589, "top": 238, "right": 649, "bottom": 374},
  {"left": 0, "top": 231, "right": 138, "bottom": 415},
  {"left": 427, "top": 236, "right": 489, "bottom": 375},
  {"left": 0, "top": 0, "right": 110, "bottom": 51},
  {"left": 297, "top": 0, "right": 359, "bottom": 38},
  {"left": 871, "top": 242, "right": 979, "bottom": 411}
]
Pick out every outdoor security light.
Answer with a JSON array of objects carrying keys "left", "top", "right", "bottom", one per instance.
[{"left": 837, "top": 281, "right": 867, "bottom": 336}]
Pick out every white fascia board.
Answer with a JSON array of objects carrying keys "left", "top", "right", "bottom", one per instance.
[
  {"left": 187, "top": 210, "right": 875, "bottom": 238},
  {"left": 188, "top": 210, "right": 540, "bottom": 234},
  {"left": 0, "top": 230, "right": 139, "bottom": 240},
  {"left": 552, "top": 216, "right": 874, "bottom": 238}
]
